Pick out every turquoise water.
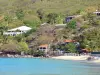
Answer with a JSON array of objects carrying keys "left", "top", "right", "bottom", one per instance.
[{"left": 0, "top": 58, "right": 100, "bottom": 75}]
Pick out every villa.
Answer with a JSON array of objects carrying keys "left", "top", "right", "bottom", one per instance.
[
  {"left": 3, "top": 26, "right": 32, "bottom": 36},
  {"left": 39, "top": 44, "right": 50, "bottom": 53}
]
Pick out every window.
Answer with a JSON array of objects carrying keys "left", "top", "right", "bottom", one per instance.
[
  {"left": 43, "top": 47, "right": 46, "bottom": 49},
  {"left": 40, "top": 47, "right": 42, "bottom": 49}
]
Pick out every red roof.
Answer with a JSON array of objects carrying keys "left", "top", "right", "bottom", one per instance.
[{"left": 64, "top": 40, "right": 75, "bottom": 43}]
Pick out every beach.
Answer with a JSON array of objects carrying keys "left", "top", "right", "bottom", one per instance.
[
  {"left": 52, "top": 55, "right": 100, "bottom": 63},
  {"left": 52, "top": 55, "right": 90, "bottom": 60}
]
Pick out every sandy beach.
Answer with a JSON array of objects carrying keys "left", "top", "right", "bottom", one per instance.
[
  {"left": 52, "top": 55, "right": 100, "bottom": 63},
  {"left": 52, "top": 55, "right": 90, "bottom": 60}
]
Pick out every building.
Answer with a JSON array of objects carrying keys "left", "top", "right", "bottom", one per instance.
[
  {"left": 3, "top": 26, "right": 32, "bottom": 36},
  {"left": 39, "top": 44, "right": 50, "bottom": 53},
  {"left": 65, "top": 16, "right": 74, "bottom": 23},
  {"left": 65, "top": 15, "right": 82, "bottom": 23},
  {"left": 93, "top": 10, "right": 100, "bottom": 16}
]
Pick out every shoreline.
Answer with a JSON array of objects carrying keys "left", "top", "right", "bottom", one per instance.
[
  {"left": 0, "top": 54, "right": 51, "bottom": 58},
  {"left": 0, "top": 54, "right": 100, "bottom": 63},
  {"left": 52, "top": 55, "right": 90, "bottom": 60},
  {"left": 52, "top": 55, "right": 100, "bottom": 63}
]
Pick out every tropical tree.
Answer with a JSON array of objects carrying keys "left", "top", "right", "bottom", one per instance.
[
  {"left": 75, "top": 28, "right": 100, "bottom": 52},
  {"left": 16, "top": 9, "right": 24, "bottom": 20},
  {"left": 67, "top": 20, "right": 76, "bottom": 29},
  {"left": 0, "top": 25, "right": 7, "bottom": 35},
  {"left": 4, "top": 16, "right": 12, "bottom": 24},
  {"left": 37, "top": 9, "right": 46, "bottom": 22},
  {"left": 55, "top": 15, "right": 63, "bottom": 24},
  {"left": 65, "top": 43, "right": 77, "bottom": 53},
  {"left": 47, "top": 13, "right": 58, "bottom": 24},
  {"left": 0, "top": 42, "right": 19, "bottom": 52},
  {"left": 14, "top": 35, "right": 24, "bottom": 42},
  {"left": 33, "top": 50, "right": 45, "bottom": 57},
  {"left": 18, "top": 42, "right": 29, "bottom": 54},
  {"left": 87, "top": 13, "right": 98, "bottom": 26}
]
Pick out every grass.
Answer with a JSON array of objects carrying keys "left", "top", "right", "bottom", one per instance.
[
  {"left": 0, "top": 0, "right": 100, "bottom": 28},
  {"left": 0, "top": 0, "right": 100, "bottom": 15}
]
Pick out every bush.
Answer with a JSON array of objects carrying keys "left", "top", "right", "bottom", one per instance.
[
  {"left": 16, "top": 9, "right": 24, "bottom": 20},
  {"left": 23, "top": 20, "right": 41, "bottom": 28},
  {"left": 18, "top": 42, "right": 30, "bottom": 54},
  {"left": 47, "top": 13, "right": 58, "bottom": 24},
  {"left": 80, "top": 25, "right": 90, "bottom": 30},
  {"left": 67, "top": 20, "right": 76, "bottom": 29},
  {"left": 65, "top": 43, "right": 77, "bottom": 53},
  {"left": 33, "top": 50, "right": 45, "bottom": 57}
]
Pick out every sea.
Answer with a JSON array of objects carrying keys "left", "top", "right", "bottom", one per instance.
[{"left": 0, "top": 58, "right": 100, "bottom": 75}]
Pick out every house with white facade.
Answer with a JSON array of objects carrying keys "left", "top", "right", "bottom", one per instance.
[
  {"left": 39, "top": 44, "right": 50, "bottom": 53},
  {"left": 3, "top": 26, "right": 32, "bottom": 36},
  {"left": 93, "top": 10, "right": 100, "bottom": 16}
]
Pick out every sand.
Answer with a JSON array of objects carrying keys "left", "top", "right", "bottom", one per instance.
[
  {"left": 52, "top": 55, "right": 90, "bottom": 60},
  {"left": 52, "top": 55, "right": 100, "bottom": 63}
]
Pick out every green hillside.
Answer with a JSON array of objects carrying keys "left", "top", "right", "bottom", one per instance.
[
  {"left": 0, "top": 0, "right": 100, "bottom": 56},
  {"left": 0, "top": 0, "right": 100, "bottom": 14},
  {"left": 0, "top": 0, "right": 99, "bottom": 28}
]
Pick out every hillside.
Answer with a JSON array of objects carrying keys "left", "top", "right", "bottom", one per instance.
[
  {"left": 0, "top": 0, "right": 100, "bottom": 14},
  {"left": 0, "top": 0, "right": 100, "bottom": 56},
  {"left": 0, "top": 0, "right": 99, "bottom": 28}
]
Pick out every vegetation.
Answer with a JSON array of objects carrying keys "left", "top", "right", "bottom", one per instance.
[
  {"left": 65, "top": 43, "right": 77, "bottom": 53},
  {"left": 0, "top": 0, "right": 100, "bottom": 56},
  {"left": 67, "top": 20, "right": 76, "bottom": 29}
]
